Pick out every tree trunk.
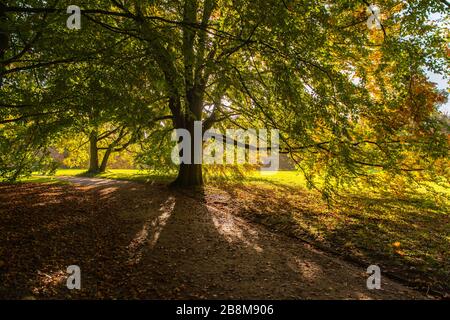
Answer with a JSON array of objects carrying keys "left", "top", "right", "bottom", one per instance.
[
  {"left": 171, "top": 163, "right": 203, "bottom": 187},
  {"left": 88, "top": 131, "right": 99, "bottom": 173},
  {"left": 171, "top": 115, "right": 204, "bottom": 187},
  {"left": 168, "top": 77, "right": 206, "bottom": 187},
  {"left": 99, "top": 147, "right": 112, "bottom": 173}
]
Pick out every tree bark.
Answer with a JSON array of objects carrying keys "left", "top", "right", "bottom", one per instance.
[
  {"left": 171, "top": 115, "right": 204, "bottom": 187},
  {"left": 171, "top": 163, "right": 203, "bottom": 187},
  {"left": 88, "top": 131, "right": 99, "bottom": 173},
  {"left": 99, "top": 147, "right": 112, "bottom": 173}
]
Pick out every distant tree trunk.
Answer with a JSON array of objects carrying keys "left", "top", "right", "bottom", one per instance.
[
  {"left": 99, "top": 147, "right": 112, "bottom": 173},
  {"left": 88, "top": 131, "right": 99, "bottom": 173}
]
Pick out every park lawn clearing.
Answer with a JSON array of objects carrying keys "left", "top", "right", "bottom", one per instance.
[
  {"left": 0, "top": 176, "right": 63, "bottom": 184},
  {"left": 53, "top": 169, "right": 175, "bottom": 184}
]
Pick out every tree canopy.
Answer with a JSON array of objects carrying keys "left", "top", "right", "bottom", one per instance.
[{"left": 1, "top": 0, "right": 448, "bottom": 194}]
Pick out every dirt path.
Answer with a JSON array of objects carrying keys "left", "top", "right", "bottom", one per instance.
[{"left": 0, "top": 177, "right": 427, "bottom": 299}]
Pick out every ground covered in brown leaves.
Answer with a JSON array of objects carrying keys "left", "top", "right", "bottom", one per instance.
[
  {"left": 207, "top": 181, "right": 449, "bottom": 297},
  {"left": 0, "top": 179, "right": 427, "bottom": 299}
]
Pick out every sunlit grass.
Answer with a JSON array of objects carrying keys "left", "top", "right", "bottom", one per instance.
[
  {"left": 245, "top": 170, "right": 308, "bottom": 187},
  {"left": 96, "top": 170, "right": 174, "bottom": 183},
  {"left": 0, "top": 175, "right": 62, "bottom": 184},
  {"left": 51, "top": 168, "right": 309, "bottom": 186},
  {"left": 53, "top": 169, "right": 87, "bottom": 176},
  {"left": 53, "top": 168, "right": 175, "bottom": 183}
]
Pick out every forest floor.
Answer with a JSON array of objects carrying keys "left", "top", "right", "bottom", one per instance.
[{"left": 0, "top": 176, "right": 435, "bottom": 299}]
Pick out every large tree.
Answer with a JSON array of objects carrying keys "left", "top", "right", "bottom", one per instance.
[{"left": 1, "top": 0, "right": 448, "bottom": 190}]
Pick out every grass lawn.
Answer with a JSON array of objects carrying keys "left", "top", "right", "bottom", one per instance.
[
  {"left": 52, "top": 168, "right": 175, "bottom": 183},
  {"left": 14, "top": 168, "right": 450, "bottom": 295},
  {"left": 0, "top": 176, "right": 61, "bottom": 184}
]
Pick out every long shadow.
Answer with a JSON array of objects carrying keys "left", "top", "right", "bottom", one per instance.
[
  {"left": 220, "top": 183, "right": 449, "bottom": 296},
  {"left": 117, "top": 186, "right": 420, "bottom": 299},
  {"left": 0, "top": 182, "right": 170, "bottom": 299},
  {"left": 326, "top": 193, "right": 450, "bottom": 295},
  {"left": 0, "top": 181, "right": 426, "bottom": 299}
]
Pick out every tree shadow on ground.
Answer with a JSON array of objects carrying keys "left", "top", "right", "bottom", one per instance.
[
  {"left": 0, "top": 181, "right": 426, "bottom": 299},
  {"left": 217, "top": 183, "right": 449, "bottom": 296}
]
